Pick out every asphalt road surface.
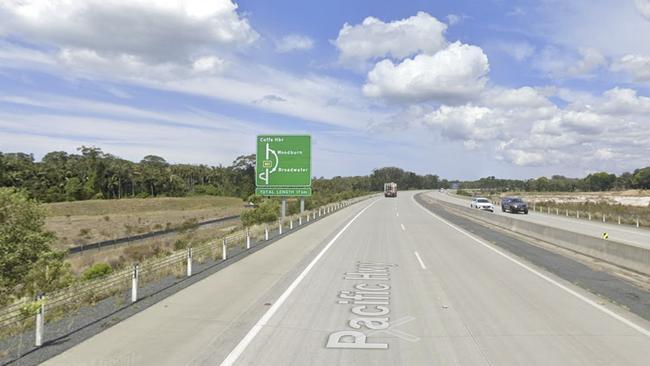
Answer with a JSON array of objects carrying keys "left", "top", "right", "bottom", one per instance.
[
  {"left": 43, "top": 192, "right": 650, "bottom": 366},
  {"left": 431, "top": 191, "right": 650, "bottom": 250}
]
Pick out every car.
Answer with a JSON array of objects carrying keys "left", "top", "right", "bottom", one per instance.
[
  {"left": 470, "top": 197, "right": 494, "bottom": 212},
  {"left": 501, "top": 197, "right": 528, "bottom": 214}
]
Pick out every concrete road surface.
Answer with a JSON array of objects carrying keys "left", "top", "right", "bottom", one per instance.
[
  {"left": 430, "top": 191, "right": 650, "bottom": 250},
  {"left": 44, "top": 192, "right": 650, "bottom": 366}
]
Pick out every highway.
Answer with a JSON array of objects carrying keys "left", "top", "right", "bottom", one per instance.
[
  {"left": 43, "top": 192, "right": 650, "bottom": 366},
  {"left": 430, "top": 191, "right": 650, "bottom": 250}
]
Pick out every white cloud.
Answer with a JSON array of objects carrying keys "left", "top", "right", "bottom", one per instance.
[
  {"left": 635, "top": 0, "right": 650, "bottom": 20},
  {"left": 446, "top": 14, "right": 462, "bottom": 26},
  {"left": 275, "top": 34, "right": 314, "bottom": 53},
  {"left": 0, "top": 0, "right": 257, "bottom": 66},
  {"left": 334, "top": 12, "right": 447, "bottom": 64},
  {"left": 192, "top": 56, "right": 226, "bottom": 74},
  {"left": 363, "top": 42, "right": 489, "bottom": 103},
  {"left": 423, "top": 104, "right": 503, "bottom": 145},
  {"left": 611, "top": 54, "right": 650, "bottom": 82},
  {"left": 482, "top": 87, "right": 552, "bottom": 109},
  {"left": 534, "top": 47, "right": 606, "bottom": 79}
]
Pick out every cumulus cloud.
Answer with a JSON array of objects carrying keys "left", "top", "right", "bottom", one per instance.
[
  {"left": 412, "top": 85, "right": 650, "bottom": 167},
  {"left": 611, "top": 54, "right": 650, "bottom": 82},
  {"left": 0, "top": 0, "right": 257, "bottom": 66},
  {"left": 334, "top": 12, "right": 447, "bottom": 64},
  {"left": 363, "top": 42, "right": 489, "bottom": 103},
  {"left": 275, "top": 34, "right": 314, "bottom": 53}
]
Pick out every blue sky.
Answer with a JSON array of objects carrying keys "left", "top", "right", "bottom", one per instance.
[{"left": 1, "top": 0, "right": 650, "bottom": 180}]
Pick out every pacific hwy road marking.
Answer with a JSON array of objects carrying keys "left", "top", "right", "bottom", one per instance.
[
  {"left": 412, "top": 193, "right": 650, "bottom": 338},
  {"left": 219, "top": 198, "right": 381, "bottom": 366},
  {"left": 414, "top": 251, "right": 427, "bottom": 270}
]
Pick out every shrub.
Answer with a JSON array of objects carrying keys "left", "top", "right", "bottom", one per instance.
[
  {"left": 82, "top": 262, "right": 113, "bottom": 281},
  {"left": 240, "top": 199, "right": 279, "bottom": 226}
]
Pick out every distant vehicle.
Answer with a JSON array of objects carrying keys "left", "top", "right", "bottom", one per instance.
[
  {"left": 470, "top": 197, "right": 494, "bottom": 212},
  {"left": 384, "top": 182, "right": 397, "bottom": 197},
  {"left": 501, "top": 197, "right": 528, "bottom": 214}
]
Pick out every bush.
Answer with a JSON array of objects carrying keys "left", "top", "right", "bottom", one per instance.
[
  {"left": 0, "top": 188, "right": 57, "bottom": 304},
  {"left": 240, "top": 199, "right": 279, "bottom": 226},
  {"left": 82, "top": 262, "right": 113, "bottom": 281}
]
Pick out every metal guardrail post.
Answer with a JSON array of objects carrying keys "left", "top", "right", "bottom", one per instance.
[
  {"left": 187, "top": 247, "right": 193, "bottom": 277},
  {"left": 313, "top": 212, "right": 316, "bottom": 220},
  {"left": 307, "top": 214, "right": 310, "bottom": 222},
  {"left": 222, "top": 238, "right": 227, "bottom": 260},
  {"left": 131, "top": 263, "right": 139, "bottom": 303},
  {"left": 265, "top": 225, "right": 269, "bottom": 240},
  {"left": 34, "top": 293, "right": 44, "bottom": 347},
  {"left": 246, "top": 228, "right": 251, "bottom": 249},
  {"left": 318, "top": 209, "right": 321, "bottom": 217}
]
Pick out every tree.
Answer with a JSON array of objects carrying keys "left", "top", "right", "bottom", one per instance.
[
  {"left": 0, "top": 188, "right": 56, "bottom": 304},
  {"left": 632, "top": 167, "right": 650, "bottom": 189}
]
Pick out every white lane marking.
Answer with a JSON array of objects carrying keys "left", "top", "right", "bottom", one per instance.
[
  {"left": 414, "top": 251, "right": 427, "bottom": 270},
  {"left": 219, "top": 198, "right": 381, "bottom": 366},
  {"left": 396, "top": 212, "right": 399, "bottom": 217},
  {"left": 411, "top": 194, "right": 650, "bottom": 338},
  {"left": 400, "top": 223, "right": 406, "bottom": 231}
]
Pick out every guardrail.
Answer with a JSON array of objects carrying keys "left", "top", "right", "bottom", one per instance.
[
  {"left": 67, "top": 214, "right": 240, "bottom": 255},
  {"left": 426, "top": 195, "right": 650, "bottom": 276},
  {"left": 0, "top": 194, "right": 376, "bottom": 352}
]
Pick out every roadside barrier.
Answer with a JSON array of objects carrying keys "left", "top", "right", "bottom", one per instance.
[
  {"left": 0, "top": 195, "right": 376, "bottom": 350},
  {"left": 428, "top": 196, "right": 650, "bottom": 276}
]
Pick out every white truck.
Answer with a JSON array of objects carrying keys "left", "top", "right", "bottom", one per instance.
[{"left": 384, "top": 182, "right": 397, "bottom": 198}]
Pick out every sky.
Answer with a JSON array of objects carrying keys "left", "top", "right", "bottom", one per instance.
[{"left": 1, "top": 0, "right": 650, "bottom": 180}]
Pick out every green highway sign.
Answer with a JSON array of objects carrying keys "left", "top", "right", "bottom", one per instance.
[
  {"left": 256, "top": 135, "right": 311, "bottom": 193},
  {"left": 255, "top": 187, "right": 312, "bottom": 196}
]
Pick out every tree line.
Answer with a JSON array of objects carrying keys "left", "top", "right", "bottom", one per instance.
[
  {"left": 0, "top": 146, "right": 256, "bottom": 202},
  {"left": 0, "top": 148, "right": 450, "bottom": 203},
  {"left": 459, "top": 169, "right": 650, "bottom": 192}
]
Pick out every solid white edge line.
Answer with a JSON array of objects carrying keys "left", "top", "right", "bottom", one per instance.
[
  {"left": 414, "top": 251, "right": 427, "bottom": 270},
  {"left": 411, "top": 193, "right": 650, "bottom": 338},
  {"left": 219, "top": 198, "right": 381, "bottom": 366},
  {"left": 400, "top": 223, "right": 406, "bottom": 231}
]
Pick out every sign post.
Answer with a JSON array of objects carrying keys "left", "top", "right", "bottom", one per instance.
[{"left": 256, "top": 135, "right": 312, "bottom": 215}]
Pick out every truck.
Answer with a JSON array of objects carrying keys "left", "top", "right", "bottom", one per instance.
[{"left": 384, "top": 182, "right": 397, "bottom": 197}]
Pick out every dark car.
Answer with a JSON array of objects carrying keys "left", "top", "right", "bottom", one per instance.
[{"left": 501, "top": 197, "right": 528, "bottom": 214}]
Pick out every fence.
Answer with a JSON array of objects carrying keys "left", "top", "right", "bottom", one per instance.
[
  {"left": 0, "top": 194, "right": 374, "bottom": 353},
  {"left": 528, "top": 203, "right": 646, "bottom": 229}
]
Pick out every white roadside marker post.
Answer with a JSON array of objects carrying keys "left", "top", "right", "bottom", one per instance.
[
  {"left": 246, "top": 228, "right": 251, "bottom": 249},
  {"left": 637, "top": 217, "right": 640, "bottom": 228},
  {"left": 187, "top": 247, "right": 193, "bottom": 277},
  {"left": 222, "top": 238, "right": 227, "bottom": 260},
  {"left": 34, "top": 294, "right": 45, "bottom": 347},
  {"left": 618, "top": 216, "right": 621, "bottom": 225},
  {"left": 131, "top": 263, "right": 139, "bottom": 303},
  {"left": 279, "top": 219, "right": 283, "bottom": 235},
  {"left": 290, "top": 219, "right": 293, "bottom": 230},
  {"left": 265, "top": 225, "right": 269, "bottom": 240},
  {"left": 299, "top": 216, "right": 302, "bottom": 226}
]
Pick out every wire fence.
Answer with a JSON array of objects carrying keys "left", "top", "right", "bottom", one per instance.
[
  {"left": 528, "top": 203, "right": 646, "bottom": 228},
  {"left": 0, "top": 194, "right": 375, "bottom": 354}
]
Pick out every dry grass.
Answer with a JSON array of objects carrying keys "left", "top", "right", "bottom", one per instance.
[
  {"left": 43, "top": 196, "right": 245, "bottom": 250},
  {"left": 65, "top": 222, "right": 239, "bottom": 274}
]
